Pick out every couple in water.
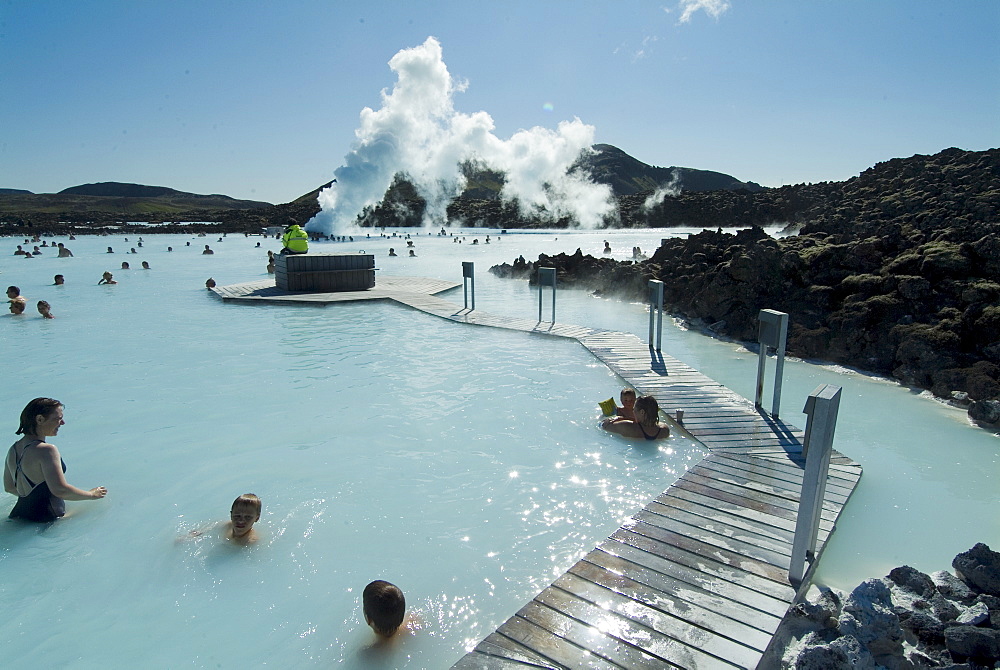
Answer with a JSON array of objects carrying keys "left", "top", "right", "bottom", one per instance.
[{"left": 602, "top": 388, "right": 670, "bottom": 440}]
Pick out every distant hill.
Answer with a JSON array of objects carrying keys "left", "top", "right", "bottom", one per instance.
[
  {"left": 337, "top": 143, "right": 768, "bottom": 228},
  {"left": 0, "top": 181, "right": 271, "bottom": 215},
  {"left": 60, "top": 182, "right": 186, "bottom": 198},
  {"left": 59, "top": 181, "right": 272, "bottom": 206},
  {"left": 0, "top": 188, "right": 33, "bottom": 195},
  {"left": 580, "top": 144, "right": 763, "bottom": 195},
  {"left": 451, "top": 144, "right": 760, "bottom": 201}
]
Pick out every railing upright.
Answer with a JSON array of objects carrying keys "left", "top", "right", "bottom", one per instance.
[
  {"left": 537, "top": 267, "right": 556, "bottom": 322},
  {"left": 648, "top": 280, "right": 664, "bottom": 351},
  {"left": 755, "top": 309, "right": 789, "bottom": 418},
  {"left": 789, "top": 384, "right": 842, "bottom": 586},
  {"left": 462, "top": 261, "right": 475, "bottom": 310}
]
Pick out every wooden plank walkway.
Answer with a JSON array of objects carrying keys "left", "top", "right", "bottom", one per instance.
[{"left": 213, "top": 278, "right": 862, "bottom": 669}]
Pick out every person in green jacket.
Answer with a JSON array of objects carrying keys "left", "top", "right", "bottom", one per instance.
[{"left": 281, "top": 221, "right": 309, "bottom": 255}]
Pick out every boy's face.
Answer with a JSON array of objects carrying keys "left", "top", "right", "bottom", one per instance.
[
  {"left": 621, "top": 392, "right": 636, "bottom": 408},
  {"left": 230, "top": 504, "right": 260, "bottom": 537}
]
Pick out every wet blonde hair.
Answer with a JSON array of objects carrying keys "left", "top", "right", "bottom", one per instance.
[{"left": 231, "top": 493, "right": 261, "bottom": 517}]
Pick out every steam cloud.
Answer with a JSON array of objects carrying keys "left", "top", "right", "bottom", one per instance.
[
  {"left": 642, "top": 168, "right": 682, "bottom": 212},
  {"left": 307, "top": 37, "right": 616, "bottom": 234}
]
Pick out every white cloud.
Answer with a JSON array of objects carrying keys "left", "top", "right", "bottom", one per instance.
[
  {"left": 674, "top": 0, "right": 731, "bottom": 24},
  {"left": 308, "top": 37, "right": 615, "bottom": 234},
  {"left": 631, "top": 35, "right": 659, "bottom": 62}
]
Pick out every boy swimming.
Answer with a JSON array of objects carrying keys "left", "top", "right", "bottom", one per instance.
[
  {"left": 224, "top": 493, "right": 261, "bottom": 544},
  {"left": 363, "top": 580, "right": 407, "bottom": 640}
]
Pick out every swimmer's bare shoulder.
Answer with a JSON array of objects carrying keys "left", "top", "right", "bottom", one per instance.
[
  {"left": 222, "top": 520, "right": 260, "bottom": 545},
  {"left": 368, "top": 612, "right": 423, "bottom": 648}
]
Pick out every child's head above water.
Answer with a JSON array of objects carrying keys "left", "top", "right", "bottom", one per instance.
[
  {"left": 620, "top": 388, "right": 637, "bottom": 407},
  {"left": 363, "top": 580, "right": 405, "bottom": 638},
  {"left": 230, "top": 493, "right": 261, "bottom": 540}
]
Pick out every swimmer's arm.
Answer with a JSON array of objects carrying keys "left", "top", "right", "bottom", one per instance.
[
  {"left": 179, "top": 520, "right": 221, "bottom": 541},
  {"left": 36, "top": 443, "right": 107, "bottom": 500},
  {"left": 601, "top": 418, "right": 630, "bottom": 435},
  {"left": 3, "top": 464, "right": 15, "bottom": 495}
]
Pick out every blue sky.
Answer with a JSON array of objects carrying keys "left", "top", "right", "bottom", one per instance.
[{"left": 1, "top": 0, "right": 997, "bottom": 204}]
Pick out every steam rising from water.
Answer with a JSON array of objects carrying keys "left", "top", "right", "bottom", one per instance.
[
  {"left": 307, "top": 37, "right": 616, "bottom": 234},
  {"left": 642, "top": 168, "right": 682, "bottom": 212}
]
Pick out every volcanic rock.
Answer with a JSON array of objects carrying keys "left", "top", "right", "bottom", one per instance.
[{"left": 953, "top": 544, "right": 1000, "bottom": 597}]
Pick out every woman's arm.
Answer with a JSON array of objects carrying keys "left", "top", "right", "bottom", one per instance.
[
  {"left": 35, "top": 442, "right": 106, "bottom": 501},
  {"left": 601, "top": 418, "right": 634, "bottom": 437},
  {"left": 3, "top": 463, "right": 16, "bottom": 495}
]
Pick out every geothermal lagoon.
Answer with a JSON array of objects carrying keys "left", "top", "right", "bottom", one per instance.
[{"left": 1, "top": 228, "right": 997, "bottom": 668}]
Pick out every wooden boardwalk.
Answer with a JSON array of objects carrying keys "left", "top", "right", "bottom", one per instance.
[{"left": 213, "top": 278, "right": 862, "bottom": 669}]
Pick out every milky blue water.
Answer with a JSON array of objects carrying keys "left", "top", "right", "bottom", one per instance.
[{"left": 1, "top": 228, "right": 997, "bottom": 668}]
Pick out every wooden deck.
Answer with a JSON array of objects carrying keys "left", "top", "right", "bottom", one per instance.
[
  {"left": 213, "top": 278, "right": 862, "bottom": 669},
  {"left": 210, "top": 276, "right": 462, "bottom": 304}
]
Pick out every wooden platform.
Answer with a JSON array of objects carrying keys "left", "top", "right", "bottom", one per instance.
[
  {"left": 213, "top": 278, "right": 862, "bottom": 669},
  {"left": 211, "top": 276, "right": 461, "bottom": 304}
]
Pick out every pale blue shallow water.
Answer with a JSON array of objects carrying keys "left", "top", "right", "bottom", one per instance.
[{"left": 0, "top": 228, "right": 997, "bottom": 668}]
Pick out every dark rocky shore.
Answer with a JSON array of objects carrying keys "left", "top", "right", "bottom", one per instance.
[
  {"left": 766, "top": 543, "right": 1000, "bottom": 669},
  {"left": 491, "top": 148, "right": 1000, "bottom": 427}
]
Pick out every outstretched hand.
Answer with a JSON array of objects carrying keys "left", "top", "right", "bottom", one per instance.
[{"left": 90, "top": 486, "right": 107, "bottom": 499}]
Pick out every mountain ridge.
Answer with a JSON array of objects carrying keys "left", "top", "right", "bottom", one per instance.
[
  {"left": 0, "top": 181, "right": 272, "bottom": 215},
  {"left": 581, "top": 143, "right": 763, "bottom": 195},
  {"left": 0, "top": 144, "right": 755, "bottom": 214}
]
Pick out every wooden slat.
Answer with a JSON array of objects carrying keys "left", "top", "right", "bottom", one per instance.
[
  {"left": 582, "top": 547, "right": 787, "bottom": 628},
  {"left": 565, "top": 561, "right": 775, "bottom": 652}
]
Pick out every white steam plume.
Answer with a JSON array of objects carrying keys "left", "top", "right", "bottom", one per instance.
[
  {"left": 307, "top": 37, "right": 615, "bottom": 234},
  {"left": 642, "top": 168, "right": 682, "bottom": 212}
]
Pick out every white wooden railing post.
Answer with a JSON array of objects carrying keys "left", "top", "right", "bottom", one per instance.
[
  {"left": 462, "top": 261, "right": 475, "bottom": 311},
  {"left": 648, "top": 280, "right": 664, "bottom": 351},
  {"left": 755, "top": 309, "right": 789, "bottom": 418},
  {"left": 537, "top": 267, "right": 556, "bottom": 323},
  {"left": 789, "top": 384, "right": 842, "bottom": 585}
]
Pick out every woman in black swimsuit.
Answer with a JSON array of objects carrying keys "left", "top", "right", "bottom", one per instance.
[
  {"left": 601, "top": 395, "right": 670, "bottom": 441},
  {"left": 3, "top": 398, "right": 107, "bottom": 522}
]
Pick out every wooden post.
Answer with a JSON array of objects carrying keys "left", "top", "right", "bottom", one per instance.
[
  {"left": 462, "top": 261, "right": 475, "bottom": 311},
  {"left": 755, "top": 309, "right": 789, "bottom": 417},
  {"left": 789, "top": 384, "right": 841, "bottom": 585},
  {"left": 648, "top": 280, "right": 664, "bottom": 351},
  {"left": 537, "top": 267, "right": 556, "bottom": 323}
]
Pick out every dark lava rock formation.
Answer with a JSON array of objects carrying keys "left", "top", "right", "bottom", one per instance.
[
  {"left": 766, "top": 543, "right": 1000, "bottom": 668},
  {"left": 491, "top": 148, "right": 1000, "bottom": 426}
]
